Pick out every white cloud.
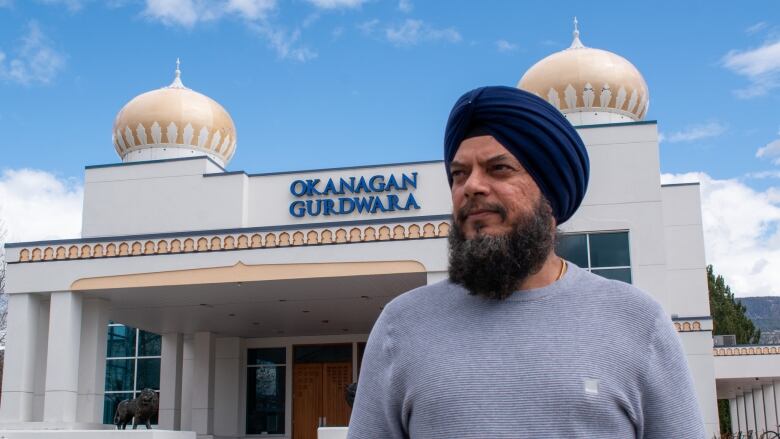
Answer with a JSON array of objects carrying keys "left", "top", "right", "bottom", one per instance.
[
  {"left": 757, "top": 139, "right": 780, "bottom": 165},
  {"left": 722, "top": 39, "right": 780, "bottom": 98},
  {"left": 495, "top": 39, "right": 517, "bottom": 52},
  {"left": 385, "top": 19, "right": 461, "bottom": 46},
  {"left": 143, "top": 0, "right": 220, "bottom": 27},
  {"left": 249, "top": 22, "right": 317, "bottom": 62},
  {"left": 746, "top": 21, "right": 767, "bottom": 34},
  {"left": 143, "top": 0, "right": 320, "bottom": 62},
  {"left": 0, "top": 169, "right": 83, "bottom": 243},
  {"left": 0, "top": 22, "right": 66, "bottom": 86},
  {"left": 661, "top": 172, "right": 780, "bottom": 297},
  {"left": 143, "top": 0, "right": 276, "bottom": 27},
  {"left": 357, "top": 18, "right": 379, "bottom": 35},
  {"left": 306, "top": 0, "right": 366, "bottom": 9},
  {"left": 398, "top": 0, "right": 412, "bottom": 13},
  {"left": 226, "top": 0, "right": 276, "bottom": 20},
  {"left": 36, "top": 0, "right": 87, "bottom": 11},
  {"left": 660, "top": 122, "right": 727, "bottom": 143},
  {"left": 746, "top": 170, "right": 780, "bottom": 180}
]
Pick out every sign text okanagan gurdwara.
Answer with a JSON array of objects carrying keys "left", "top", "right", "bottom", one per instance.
[{"left": 289, "top": 172, "right": 421, "bottom": 218}]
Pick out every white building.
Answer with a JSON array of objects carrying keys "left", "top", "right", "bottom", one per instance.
[{"left": 2, "top": 27, "right": 778, "bottom": 439}]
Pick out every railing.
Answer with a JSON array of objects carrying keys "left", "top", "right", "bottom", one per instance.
[{"left": 715, "top": 430, "right": 780, "bottom": 438}]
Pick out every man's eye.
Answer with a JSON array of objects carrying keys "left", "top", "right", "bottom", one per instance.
[{"left": 492, "top": 164, "right": 512, "bottom": 172}]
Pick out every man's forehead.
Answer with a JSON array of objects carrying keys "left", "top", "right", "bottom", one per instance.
[{"left": 452, "top": 135, "right": 520, "bottom": 163}]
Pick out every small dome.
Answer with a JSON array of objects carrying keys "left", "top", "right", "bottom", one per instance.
[
  {"left": 518, "top": 19, "right": 649, "bottom": 126},
  {"left": 112, "top": 60, "right": 237, "bottom": 167}
]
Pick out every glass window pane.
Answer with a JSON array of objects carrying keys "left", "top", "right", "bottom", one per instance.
[
  {"left": 592, "top": 268, "right": 632, "bottom": 284},
  {"left": 589, "top": 232, "right": 630, "bottom": 268},
  {"left": 138, "top": 331, "right": 161, "bottom": 357},
  {"left": 105, "top": 359, "right": 135, "bottom": 392},
  {"left": 246, "top": 365, "right": 286, "bottom": 434},
  {"left": 103, "top": 392, "right": 133, "bottom": 424},
  {"left": 107, "top": 326, "right": 136, "bottom": 358},
  {"left": 556, "top": 234, "right": 588, "bottom": 268},
  {"left": 248, "top": 348, "right": 286, "bottom": 365},
  {"left": 294, "top": 344, "right": 352, "bottom": 363},
  {"left": 136, "top": 358, "right": 161, "bottom": 390}
]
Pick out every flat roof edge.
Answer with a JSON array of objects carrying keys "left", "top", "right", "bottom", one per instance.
[
  {"left": 575, "top": 120, "right": 658, "bottom": 130},
  {"left": 85, "top": 157, "right": 444, "bottom": 178},
  {"left": 4, "top": 213, "right": 453, "bottom": 248},
  {"left": 661, "top": 182, "right": 701, "bottom": 187},
  {"left": 85, "top": 156, "right": 227, "bottom": 172}
]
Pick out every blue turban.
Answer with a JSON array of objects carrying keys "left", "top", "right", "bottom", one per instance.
[{"left": 444, "top": 85, "right": 589, "bottom": 224}]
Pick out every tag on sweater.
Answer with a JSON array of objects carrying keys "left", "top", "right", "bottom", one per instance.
[{"left": 584, "top": 378, "right": 599, "bottom": 395}]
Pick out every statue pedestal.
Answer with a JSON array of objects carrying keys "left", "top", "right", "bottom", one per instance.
[{"left": 317, "top": 426, "right": 348, "bottom": 439}]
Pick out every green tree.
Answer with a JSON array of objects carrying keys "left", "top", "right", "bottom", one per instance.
[
  {"left": 709, "top": 264, "right": 761, "bottom": 434},
  {"left": 708, "top": 265, "right": 761, "bottom": 344}
]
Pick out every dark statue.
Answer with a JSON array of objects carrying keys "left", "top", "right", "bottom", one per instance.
[
  {"left": 345, "top": 382, "right": 357, "bottom": 408},
  {"left": 114, "top": 388, "right": 159, "bottom": 430}
]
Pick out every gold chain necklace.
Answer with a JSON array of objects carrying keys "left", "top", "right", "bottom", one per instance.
[{"left": 556, "top": 258, "right": 567, "bottom": 281}]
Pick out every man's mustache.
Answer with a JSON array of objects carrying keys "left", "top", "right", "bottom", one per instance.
[{"left": 456, "top": 201, "right": 508, "bottom": 222}]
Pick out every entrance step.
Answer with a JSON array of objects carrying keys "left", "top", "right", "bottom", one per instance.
[{"left": 318, "top": 426, "right": 348, "bottom": 439}]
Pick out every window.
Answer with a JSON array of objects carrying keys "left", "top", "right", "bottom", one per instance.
[
  {"left": 556, "top": 231, "right": 631, "bottom": 283},
  {"left": 103, "top": 325, "right": 162, "bottom": 425},
  {"left": 246, "top": 348, "right": 286, "bottom": 435}
]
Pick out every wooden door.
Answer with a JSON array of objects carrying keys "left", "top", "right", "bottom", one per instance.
[
  {"left": 293, "top": 362, "right": 353, "bottom": 439},
  {"left": 293, "top": 363, "right": 323, "bottom": 439},
  {"left": 323, "top": 362, "right": 353, "bottom": 427}
]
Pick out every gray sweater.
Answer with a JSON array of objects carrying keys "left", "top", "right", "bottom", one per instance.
[{"left": 348, "top": 263, "right": 706, "bottom": 438}]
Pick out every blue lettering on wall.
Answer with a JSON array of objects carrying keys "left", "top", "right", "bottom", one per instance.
[{"left": 289, "top": 172, "right": 422, "bottom": 218}]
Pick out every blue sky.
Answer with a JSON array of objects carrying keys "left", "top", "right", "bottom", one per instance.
[{"left": 1, "top": 0, "right": 780, "bottom": 296}]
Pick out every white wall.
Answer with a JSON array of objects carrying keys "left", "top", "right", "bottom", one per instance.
[
  {"left": 81, "top": 158, "right": 451, "bottom": 238},
  {"left": 661, "top": 184, "right": 710, "bottom": 317}
]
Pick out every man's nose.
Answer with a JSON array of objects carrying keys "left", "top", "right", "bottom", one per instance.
[{"left": 463, "top": 168, "right": 489, "bottom": 197}]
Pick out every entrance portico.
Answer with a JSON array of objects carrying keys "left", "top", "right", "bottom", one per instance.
[
  {"left": 715, "top": 347, "right": 780, "bottom": 436},
  {"left": 1, "top": 216, "right": 447, "bottom": 437}
]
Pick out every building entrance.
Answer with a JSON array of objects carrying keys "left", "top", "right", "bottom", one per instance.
[{"left": 292, "top": 344, "right": 353, "bottom": 439}]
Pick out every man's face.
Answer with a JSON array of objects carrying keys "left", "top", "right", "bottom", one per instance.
[
  {"left": 447, "top": 135, "right": 556, "bottom": 299},
  {"left": 449, "top": 135, "right": 543, "bottom": 237}
]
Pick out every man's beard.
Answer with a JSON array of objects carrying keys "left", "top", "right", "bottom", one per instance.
[{"left": 448, "top": 197, "right": 556, "bottom": 300}]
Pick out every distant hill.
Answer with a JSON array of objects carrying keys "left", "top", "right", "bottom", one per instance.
[{"left": 739, "top": 296, "right": 780, "bottom": 344}]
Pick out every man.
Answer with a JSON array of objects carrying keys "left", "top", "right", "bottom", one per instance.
[{"left": 348, "top": 86, "right": 706, "bottom": 438}]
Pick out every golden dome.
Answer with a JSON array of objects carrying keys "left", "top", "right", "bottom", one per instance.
[
  {"left": 518, "top": 20, "right": 649, "bottom": 125},
  {"left": 113, "top": 61, "right": 237, "bottom": 166}
]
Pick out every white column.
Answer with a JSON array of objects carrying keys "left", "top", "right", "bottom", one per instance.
[
  {"left": 159, "top": 333, "right": 184, "bottom": 430},
  {"left": 180, "top": 335, "right": 194, "bottom": 431},
  {"left": 214, "top": 337, "right": 242, "bottom": 437},
  {"left": 737, "top": 394, "right": 747, "bottom": 436},
  {"left": 43, "top": 291, "right": 83, "bottom": 423},
  {"left": 76, "top": 298, "right": 110, "bottom": 424},
  {"left": 755, "top": 387, "right": 767, "bottom": 435},
  {"left": 746, "top": 391, "right": 757, "bottom": 435},
  {"left": 764, "top": 384, "right": 778, "bottom": 434},
  {"left": 729, "top": 398, "right": 739, "bottom": 435},
  {"left": 191, "top": 331, "right": 216, "bottom": 436},
  {"left": 0, "top": 293, "right": 43, "bottom": 421},
  {"left": 32, "top": 298, "right": 50, "bottom": 421},
  {"left": 774, "top": 381, "right": 780, "bottom": 432}
]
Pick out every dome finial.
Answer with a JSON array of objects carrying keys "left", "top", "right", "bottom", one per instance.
[
  {"left": 569, "top": 17, "right": 584, "bottom": 49},
  {"left": 167, "top": 57, "right": 186, "bottom": 89}
]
